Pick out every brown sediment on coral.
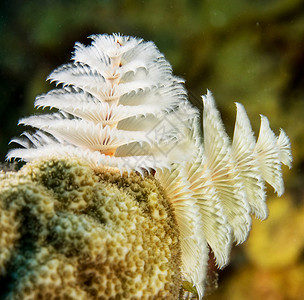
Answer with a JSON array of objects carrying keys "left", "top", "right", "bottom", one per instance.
[{"left": 0, "top": 158, "right": 182, "bottom": 299}]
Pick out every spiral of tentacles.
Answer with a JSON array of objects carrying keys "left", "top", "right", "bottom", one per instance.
[
  {"left": 8, "top": 34, "right": 197, "bottom": 175},
  {"left": 156, "top": 91, "right": 292, "bottom": 297}
]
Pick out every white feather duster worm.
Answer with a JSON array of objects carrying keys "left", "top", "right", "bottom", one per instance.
[{"left": 7, "top": 34, "right": 292, "bottom": 299}]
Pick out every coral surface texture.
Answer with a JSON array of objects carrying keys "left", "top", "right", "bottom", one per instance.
[{"left": 0, "top": 158, "right": 181, "bottom": 299}]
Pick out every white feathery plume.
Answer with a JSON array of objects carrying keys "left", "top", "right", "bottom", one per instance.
[
  {"left": 202, "top": 91, "right": 251, "bottom": 244},
  {"left": 7, "top": 33, "right": 292, "bottom": 299},
  {"left": 181, "top": 159, "right": 232, "bottom": 268},
  {"left": 232, "top": 103, "right": 267, "bottom": 219},
  {"left": 155, "top": 168, "right": 208, "bottom": 299},
  {"left": 8, "top": 34, "right": 193, "bottom": 173},
  {"left": 277, "top": 128, "right": 292, "bottom": 168},
  {"left": 255, "top": 115, "right": 284, "bottom": 196}
]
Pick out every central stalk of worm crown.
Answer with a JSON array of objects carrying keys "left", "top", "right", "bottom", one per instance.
[
  {"left": 99, "top": 40, "right": 136, "bottom": 158},
  {"left": 102, "top": 149, "right": 116, "bottom": 156},
  {"left": 98, "top": 54, "right": 122, "bottom": 157}
]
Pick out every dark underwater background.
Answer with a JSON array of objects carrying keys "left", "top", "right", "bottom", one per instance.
[{"left": 0, "top": 1, "right": 304, "bottom": 299}]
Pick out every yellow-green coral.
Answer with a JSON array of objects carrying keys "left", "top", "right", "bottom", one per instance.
[{"left": 0, "top": 158, "right": 182, "bottom": 299}]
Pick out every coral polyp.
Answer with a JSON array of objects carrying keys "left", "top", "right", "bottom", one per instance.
[{"left": 4, "top": 33, "right": 292, "bottom": 299}]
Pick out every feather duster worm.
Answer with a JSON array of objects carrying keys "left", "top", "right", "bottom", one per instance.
[{"left": 7, "top": 34, "right": 292, "bottom": 299}]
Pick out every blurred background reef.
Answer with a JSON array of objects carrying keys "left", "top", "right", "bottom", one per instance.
[{"left": 0, "top": 0, "right": 304, "bottom": 299}]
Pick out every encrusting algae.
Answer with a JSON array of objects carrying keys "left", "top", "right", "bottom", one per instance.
[
  {"left": 0, "top": 158, "right": 182, "bottom": 299},
  {"left": 1, "top": 33, "right": 292, "bottom": 299}
]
